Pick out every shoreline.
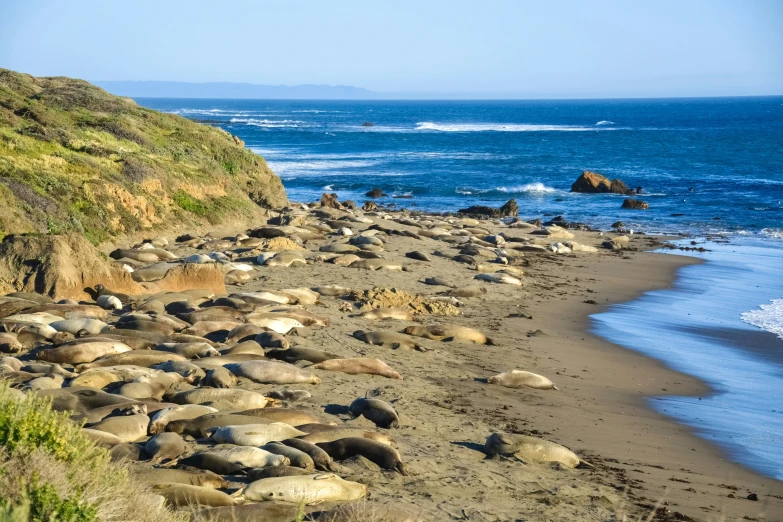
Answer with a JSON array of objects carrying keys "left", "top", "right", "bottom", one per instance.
[{"left": 103, "top": 205, "right": 782, "bottom": 519}]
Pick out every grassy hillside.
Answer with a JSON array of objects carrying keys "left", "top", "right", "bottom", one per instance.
[{"left": 0, "top": 68, "right": 287, "bottom": 244}]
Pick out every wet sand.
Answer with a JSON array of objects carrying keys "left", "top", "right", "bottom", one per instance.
[{"left": 111, "top": 213, "right": 783, "bottom": 521}]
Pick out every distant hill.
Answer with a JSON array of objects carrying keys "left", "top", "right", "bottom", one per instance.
[
  {"left": 95, "top": 81, "right": 379, "bottom": 99},
  {"left": 0, "top": 69, "right": 288, "bottom": 243}
]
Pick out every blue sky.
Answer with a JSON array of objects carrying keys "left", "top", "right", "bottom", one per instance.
[{"left": 1, "top": 0, "right": 782, "bottom": 98}]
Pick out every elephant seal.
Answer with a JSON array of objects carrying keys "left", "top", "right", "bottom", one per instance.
[
  {"left": 281, "top": 438, "right": 336, "bottom": 472},
  {"left": 352, "top": 330, "right": 422, "bottom": 351},
  {"left": 296, "top": 426, "right": 394, "bottom": 447},
  {"left": 317, "top": 437, "right": 407, "bottom": 475},
  {"left": 0, "top": 332, "right": 23, "bottom": 353},
  {"left": 221, "top": 340, "right": 266, "bottom": 356},
  {"left": 149, "top": 404, "right": 219, "bottom": 434},
  {"left": 244, "top": 316, "right": 303, "bottom": 334},
  {"left": 156, "top": 342, "right": 220, "bottom": 359},
  {"left": 224, "top": 360, "right": 320, "bottom": 384},
  {"left": 225, "top": 324, "right": 265, "bottom": 344},
  {"left": 135, "top": 467, "right": 228, "bottom": 489},
  {"left": 260, "top": 442, "right": 315, "bottom": 470},
  {"left": 349, "top": 259, "right": 403, "bottom": 271},
  {"left": 266, "top": 389, "right": 311, "bottom": 402},
  {"left": 405, "top": 251, "right": 432, "bottom": 262},
  {"left": 403, "top": 324, "right": 495, "bottom": 345},
  {"left": 487, "top": 370, "right": 558, "bottom": 390},
  {"left": 165, "top": 413, "right": 275, "bottom": 438},
  {"left": 264, "top": 346, "right": 339, "bottom": 364},
  {"left": 39, "top": 387, "right": 137, "bottom": 413},
  {"left": 443, "top": 285, "right": 487, "bottom": 298},
  {"left": 204, "top": 367, "right": 237, "bottom": 388},
  {"left": 240, "top": 473, "right": 367, "bottom": 504},
  {"left": 358, "top": 308, "right": 414, "bottom": 321},
  {"left": 349, "top": 398, "right": 400, "bottom": 428},
  {"left": 145, "top": 432, "right": 186, "bottom": 463},
  {"left": 110, "top": 442, "right": 146, "bottom": 462},
  {"left": 77, "top": 351, "right": 187, "bottom": 371},
  {"left": 177, "top": 453, "right": 245, "bottom": 475},
  {"left": 152, "top": 483, "right": 237, "bottom": 508},
  {"left": 209, "top": 423, "right": 306, "bottom": 446},
  {"left": 88, "top": 413, "right": 150, "bottom": 442},
  {"left": 38, "top": 341, "right": 131, "bottom": 364},
  {"left": 151, "top": 360, "right": 205, "bottom": 384},
  {"left": 195, "top": 446, "right": 289, "bottom": 469},
  {"left": 475, "top": 272, "right": 522, "bottom": 286},
  {"left": 311, "top": 285, "right": 351, "bottom": 297},
  {"left": 309, "top": 358, "right": 402, "bottom": 380},
  {"left": 82, "top": 427, "right": 125, "bottom": 447},
  {"left": 247, "top": 465, "right": 314, "bottom": 480},
  {"left": 423, "top": 276, "right": 455, "bottom": 288},
  {"left": 96, "top": 295, "right": 123, "bottom": 311},
  {"left": 167, "top": 388, "right": 268, "bottom": 409},
  {"left": 233, "top": 407, "right": 320, "bottom": 426},
  {"left": 70, "top": 402, "right": 147, "bottom": 424},
  {"left": 254, "top": 331, "right": 289, "bottom": 349},
  {"left": 484, "top": 432, "right": 582, "bottom": 468}
]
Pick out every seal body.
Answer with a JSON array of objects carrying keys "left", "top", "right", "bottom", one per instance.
[
  {"left": 349, "top": 398, "right": 400, "bottom": 428},
  {"left": 487, "top": 370, "right": 558, "bottom": 390}
]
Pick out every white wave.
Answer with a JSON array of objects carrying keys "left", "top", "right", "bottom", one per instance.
[
  {"left": 741, "top": 299, "right": 783, "bottom": 341},
  {"left": 595, "top": 120, "right": 615, "bottom": 125},
  {"left": 266, "top": 159, "right": 381, "bottom": 173},
  {"left": 497, "top": 182, "right": 558, "bottom": 194},
  {"left": 415, "top": 121, "right": 611, "bottom": 132},
  {"left": 760, "top": 228, "right": 783, "bottom": 240},
  {"left": 323, "top": 184, "right": 334, "bottom": 190},
  {"left": 229, "top": 118, "right": 308, "bottom": 128}
]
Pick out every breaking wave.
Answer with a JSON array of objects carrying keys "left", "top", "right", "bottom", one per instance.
[
  {"left": 741, "top": 299, "right": 783, "bottom": 341},
  {"left": 415, "top": 122, "right": 610, "bottom": 132}
]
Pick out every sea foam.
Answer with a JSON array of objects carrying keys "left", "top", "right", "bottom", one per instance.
[
  {"left": 741, "top": 299, "right": 783, "bottom": 341},
  {"left": 415, "top": 122, "right": 609, "bottom": 132}
]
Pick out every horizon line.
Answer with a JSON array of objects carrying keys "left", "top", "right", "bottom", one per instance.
[{"left": 128, "top": 93, "right": 783, "bottom": 101}]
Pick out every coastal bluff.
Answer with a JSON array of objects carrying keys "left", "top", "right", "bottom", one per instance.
[{"left": 0, "top": 68, "right": 287, "bottom": 243}]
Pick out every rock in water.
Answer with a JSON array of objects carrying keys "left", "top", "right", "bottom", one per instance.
[
  {"left": 458, "top": 199, "right": 518, "bottom": 218},
  {"left": 621, "top": 198, "right": 649, "bottom": 210},
  {"left": 570, "top": 171, "right": 635, "bottom": 194},
  {"left": 365, "top": 188, "right": 387, "bottom": 198}
]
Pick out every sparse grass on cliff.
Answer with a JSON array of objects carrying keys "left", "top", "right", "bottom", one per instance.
[{"left": 0, "top": 68, "right": 287, "bottom": 243}]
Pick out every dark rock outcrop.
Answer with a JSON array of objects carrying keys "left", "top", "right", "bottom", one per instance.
[
  {"left": 365, "top": 188, "right": 387, "bottom": 198},
  {"left": 621, "top": 198, "right": 649, "bottom": 210},
  {"left": 571, "top": 171, "right": 636, "bottom": 195},
  {"left": 458, "top": 199, "right": 518, "bottom": 218},
  {"left": 361, "top": 122, "right": 374, "bottom": 127}
]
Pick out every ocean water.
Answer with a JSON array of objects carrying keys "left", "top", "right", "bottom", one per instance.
[
  {"left": 138, "top": 97, "right": 783, "bottom": 479},
  {"left": 141, "top": 97, "right": 783, "bottom": 239},
  {"left": 593, "top": 240, "right": 783, "bottom": 481}
]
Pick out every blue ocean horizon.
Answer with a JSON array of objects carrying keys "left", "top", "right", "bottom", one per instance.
[{"left": 142, "top": 96, "right": 783, "bottom": 240}]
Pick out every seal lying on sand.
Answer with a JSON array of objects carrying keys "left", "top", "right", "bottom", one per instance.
[
  {"left": 487, "top": 370, "right": 558, "bottom": 390},
  {"left": 316, "top": 438, "right": 408, "bottom": 475},
  {"left": 403, "top": 325, "right": 496, "bottom": 345},
  {"left": 239, "top": 473, "right": 367, "bottom": 504},
  {"left": 349, "top": 397, "right": 400, "bottom": 428},
  {"left": 484, "top": 432, "right": 584, "bottom": 468},
  {"left": 309, "top": 358, "right": 402, "bottom": 379}
]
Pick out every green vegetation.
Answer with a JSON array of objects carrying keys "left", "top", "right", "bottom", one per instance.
[
  {"left": 0, "top": 68, "right": 287, "bottom": 243},
  {"left": 0, "top": 384, "right": 186, "bottom": 522}
]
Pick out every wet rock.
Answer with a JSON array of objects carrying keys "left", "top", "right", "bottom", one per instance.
[
  {"left": 458, "top": 199, "right": 518, "bottom": 218},
  {"left": 570, "top": 171, "right": 635, "bottom": 195},
  {"left": 621, "top": 198, "right": 649, "bottom": 210},
  {"left": 365, "top": 188, "right": 387, "bottom": 198}
]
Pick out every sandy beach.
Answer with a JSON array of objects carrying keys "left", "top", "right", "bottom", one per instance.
[{"left": 98, "top": 207, "right": 781, "bottom": 521}]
